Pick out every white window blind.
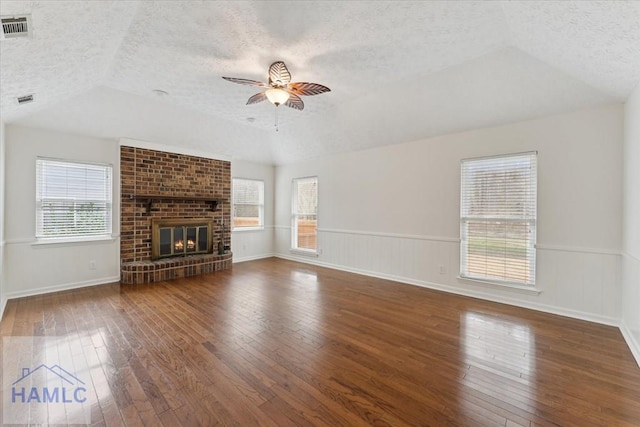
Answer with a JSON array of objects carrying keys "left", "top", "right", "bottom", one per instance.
[
  {"left": 232, "top": 178, "right": 264, "bottom": 229},
  {"left": 292, "top": 177, "right": 318, "bottom": 252},
  {"left": 36, "top": 158, "right": 113, "bottom": 238},
  {"left": 460, "top": 152, "right": 537, "bottom": 286}
]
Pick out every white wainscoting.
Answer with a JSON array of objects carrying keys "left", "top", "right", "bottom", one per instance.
[
  {"left": 275, "top": 226, "right": 621, "bottom": 326},
  {"left": 231, "top": 226, "right": 275, "bottom": 263},
  {"left": 0, "top": 240, "right": 5, "bottom": 320},
  {"left": 0, "top": 297, "right": 6, "bottom": 323},
  {"left": 3, "top": 238, "right": 121, "bottom": 300},
  {"left": 621, "top": 251, "right": 640, "bottom": 366}
]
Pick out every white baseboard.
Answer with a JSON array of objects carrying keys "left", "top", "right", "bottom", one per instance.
[
  {"left": 232, "top": 253, "right": 275, "bottom": 263},
  {"left": 620, "top": 319, "right": 640, "bottom": 368},
  {"left": 0, "top": 296, "right": 7, "bottom": 322},
  {"left": 5, "top": 275, "right": 121, "bottom": 300},
  {"left": 275, "top": 253, "right": 620, "bottom": 327}
]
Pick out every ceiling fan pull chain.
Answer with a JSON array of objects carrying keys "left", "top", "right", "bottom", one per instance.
[{"left": 275, "top": 107, "right": 279, "bottom": 132}]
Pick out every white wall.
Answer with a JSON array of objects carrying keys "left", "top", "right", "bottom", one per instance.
[
  {"left": 4, "top": 125, "right": 120, "bottom": 298},
  {"left": 231, "top": 160, "right": 275, "bottom": 262},
  {"left": 275, "top": 104, "right": 624, "bottom": 325},
  {"left": 0, "top": 120, "right": 6, "bottom": 319},
  {"left": 621, "top": 83, "right": 640, "bottom": 365}
]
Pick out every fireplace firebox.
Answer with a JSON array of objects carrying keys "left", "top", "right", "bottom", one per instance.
[{"left": 151, "top": 218, "right": 213, "bottom": 260}]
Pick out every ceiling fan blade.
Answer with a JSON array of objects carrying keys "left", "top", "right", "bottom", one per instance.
[
  {"left": 269, "top": 61, "right": 292, "bottom": 86},
  {"left": 288, "top": 82, "right": 331, "bottom": 96},
  {"left": 246, "top": 92, "right": 267, "bottom": 105},
  {"left": 222, "top": 77, "right": 268, "bottom": 87},
  {"left": 284, "top": 93, "right": 304, "bottom": 111}
]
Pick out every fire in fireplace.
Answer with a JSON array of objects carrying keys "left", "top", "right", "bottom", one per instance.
[{"left": 152, "top": 218, "right": 213, "bottom": 260}]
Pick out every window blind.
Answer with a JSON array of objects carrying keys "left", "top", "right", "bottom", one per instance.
[
  {"left": 293, "top": 177, "right": 318, "bottom": 216},
  {"left": 232, "top": 178, "right": 264, "bottom": 229},
  {"left": 36, "top": 158, "right": 113, "bottom": 238},
  {"left": 460, "top": 152, "right": 537, "bottom": 286}
]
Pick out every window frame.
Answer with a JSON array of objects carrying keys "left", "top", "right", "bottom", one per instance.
[
  {"left": 35, "top": 157, "right": 113, "bottom": 242},
  {"left": 291, "top": 176, "right": 318, "bottom": 254},
  {"left": 459, "top": 151, "right": 537, "bottom": 287},
  {"left": 232, "top": 178, "right": 265, "bottom": 231}
]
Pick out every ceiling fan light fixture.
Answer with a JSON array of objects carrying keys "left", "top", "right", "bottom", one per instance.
[
  {"left": 223, "top": 61, "right": 330, "bottom": 114},
  {"left": 265, "top": 88, "right": 289, "bottom": 106}
]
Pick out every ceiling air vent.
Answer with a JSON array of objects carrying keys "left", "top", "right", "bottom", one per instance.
[
  {"left": 17, "top": 94, "right": 34, "bottom": 104},
  {"left": 1, "top": 15, "right": 31, "bottom": 39}
]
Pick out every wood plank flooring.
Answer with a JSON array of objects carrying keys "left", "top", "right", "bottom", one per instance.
[{"left": 1, "top": 257, "right": 639, "bottom": 426}]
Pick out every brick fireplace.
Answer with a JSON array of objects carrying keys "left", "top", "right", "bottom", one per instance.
[{"left": 120, "top": 146, "right": 232, "bottom": 284}]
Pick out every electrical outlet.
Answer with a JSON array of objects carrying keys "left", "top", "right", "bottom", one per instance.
[
  {"left": 89, "top": 260, "right": 97, "bottom": 270},
  {"left": 439, "top": 265, "right": 446, "bottom": 275}
]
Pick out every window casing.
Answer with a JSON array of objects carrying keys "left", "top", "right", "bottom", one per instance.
[
  {"left": 460, "top": 152, "right": 537, "bottom": 286},
  {"left": 232, "top": 178, "right": 264, "bottom": 230},
  {"left": 36, "top": 158, "right": 113, "bottom": 239},
  {"left": 292, "top": 177, "right": 318, "bottom": 252}
]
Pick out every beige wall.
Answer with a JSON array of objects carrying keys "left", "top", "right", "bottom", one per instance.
[
  {"left": 231, "top": 160, "right": 276, "bottom": 262},
  {"left": 622, "top": 83, "right": 640, "bottom": 364},
  {"left": 3, "top": 125, "right": 121, "bottom": 298},
  {"left": 0, "top": 120, "right": 6, "bottom": 317},
  {"left": 275, "top": 104, "right": 624, "bottom": 324}
]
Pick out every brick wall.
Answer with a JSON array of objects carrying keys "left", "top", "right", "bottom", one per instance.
[{"left": 120, "top": 146, "right": 231, "bottom": 264}]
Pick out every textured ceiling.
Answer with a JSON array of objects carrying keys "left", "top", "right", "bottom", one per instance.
[{"left": 1, "top": 1, "right": 639, "bottom": 165}]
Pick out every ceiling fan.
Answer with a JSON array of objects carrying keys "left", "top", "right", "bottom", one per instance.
[{"left": 222, "top": 61, "right": 330, "bottom": 111}]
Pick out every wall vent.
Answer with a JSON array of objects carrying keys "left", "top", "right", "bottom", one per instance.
[
  {"left": 1, "top": 15, "right": 31, "bottom": 39},
  {"left": 17, "top": 94, "right": 34, "bottom": 104}
]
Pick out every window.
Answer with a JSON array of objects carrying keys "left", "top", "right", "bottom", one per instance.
[
  {"left": 36, "top": 158, "right": 113, "bottom": 239},
  {"left": 292, "top": 176, "right": 318, "bottom": 252},
  {"left": 460, "top": 152, "right": 537, "bottom": 286},
  {"left": 232, "top": 178, "right": 264, "bottom": 230}
]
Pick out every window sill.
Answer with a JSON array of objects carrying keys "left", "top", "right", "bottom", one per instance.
[
  {"left": 232, "top": 227, "right": 265, "bottom": 232},
  {"left": 290, "top": 248, "right": 319, "bottom": 258},
  {"left": 457, "top": 275, "right": 541, "bottom": 295},
  {"left": 32, "top": 235, "right": 117, "bottom": 246}
]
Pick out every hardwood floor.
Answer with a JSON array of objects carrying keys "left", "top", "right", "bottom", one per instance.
[{"left": 1, "top": 257, "right": 639, "bottom": 426}]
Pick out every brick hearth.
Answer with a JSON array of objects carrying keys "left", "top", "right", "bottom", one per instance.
[{"left": 120, "top": 252, "right": 232, "bottom": 285}]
